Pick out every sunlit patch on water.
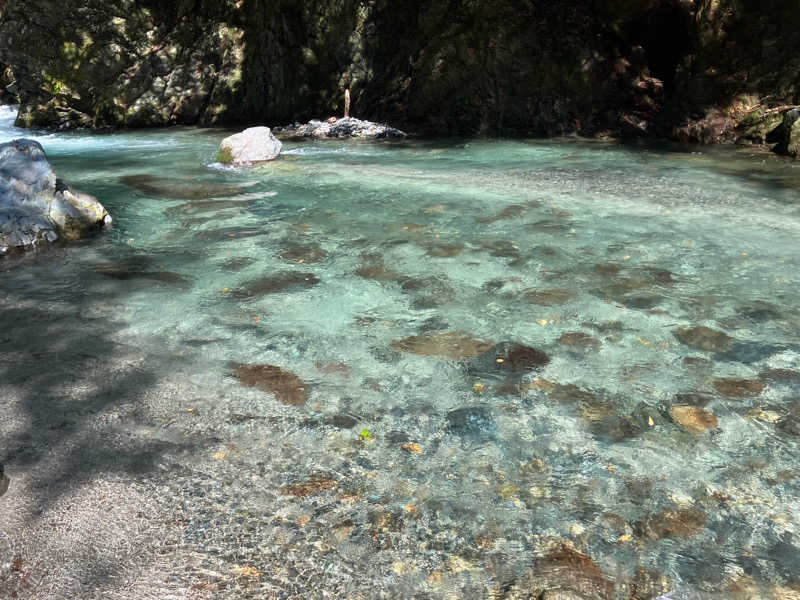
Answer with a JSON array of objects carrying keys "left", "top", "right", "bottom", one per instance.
[{"left": 2, "top": 109, "right": 800, "bottom": 597}]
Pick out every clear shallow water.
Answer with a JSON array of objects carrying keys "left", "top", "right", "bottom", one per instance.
[{"left": 2, "top": 104, "right": 800, "bottom": 597}]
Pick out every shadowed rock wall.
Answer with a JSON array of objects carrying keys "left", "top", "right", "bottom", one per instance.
[{"left": 0, "top": 0, "right": 798, "bottom": 140}]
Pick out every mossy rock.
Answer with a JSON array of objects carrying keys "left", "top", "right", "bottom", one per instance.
[
  {"left": 771, "top": 109, "right": 800, "bottom": 158},
  {"left": 216, "top": 146, "right": 234, "bottom": 165},
  {"left": 738, "top": 111, "right": 784, "bottom": 144},
  {"left": 784, "top": 109, "right": 800, "bottom": 157}
]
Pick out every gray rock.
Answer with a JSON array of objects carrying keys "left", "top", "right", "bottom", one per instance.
[
  {"left": 218, "top": 126, "right": 282, "bottom": 166},
  {"left": 275, "top": 117, "right": 406, "bottom": 140},
  {"left": 0, "top": 463, "right": 8, "bottom": 497},
  {"left": 465, "top": 342, "right": 550, "bottom": 381},
  {"left": 655, "top": 589, "right": 705, "bottom": 600},
  {"left": 446, "top": 406, "right": 496, "bottom": 439},
  {"left": 776, "top": 108, "right": 800, "bottom": 158},
  {"left": 715, "top": 340, "right": 786, "bottom": 364},
  {"left": 0, "top": 139, "right": 110, "bottom": 253}
]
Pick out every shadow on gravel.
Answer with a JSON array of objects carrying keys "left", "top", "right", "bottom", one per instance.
[
  {"left": 0, "top": 245, "right": 197, "bottom": 597},
  {"left": 0, "top": 285, "right": 174, "bottom": 491}
]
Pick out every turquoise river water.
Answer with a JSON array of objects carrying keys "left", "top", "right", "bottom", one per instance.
[{"left": 2, "top": 104, "right": 800, "bottom": 598}]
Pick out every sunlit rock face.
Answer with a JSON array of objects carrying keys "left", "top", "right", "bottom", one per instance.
[
  {"left": 0, "top": 1, "right": 245, "bottom": 129},
  {"left": 218, "top": 127, "right": 282, "bottom": 166},
  {"left": 0, "top": 138, "right": 109, "bottom": 253}
]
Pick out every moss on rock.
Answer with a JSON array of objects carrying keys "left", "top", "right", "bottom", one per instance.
[{"left": 216, "top": 146, "right": 234, "bottom": 165}]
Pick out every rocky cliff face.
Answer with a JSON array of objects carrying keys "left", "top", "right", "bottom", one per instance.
[
  {"left": 0, "top": 0, "right": 798, "bottom": 142},
  {"left": 0, "top": 0, "right": 245, "bottom": 128}
]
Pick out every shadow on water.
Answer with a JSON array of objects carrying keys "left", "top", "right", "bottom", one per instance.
[{"left": 617, "top": 136, "right": 800, "bottom": 197}]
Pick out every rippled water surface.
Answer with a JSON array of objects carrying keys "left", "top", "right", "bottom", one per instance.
[{"left": 3, "top": 104, "right": 800, "bottom": 597}]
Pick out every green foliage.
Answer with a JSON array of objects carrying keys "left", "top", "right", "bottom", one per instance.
[
  {"left": 44, "top": 75, "right": 68, "bottom": 96},
  {"left": 359, "top": 428, "right": 373, "bottom": 441},
  {"left": 216, "top": 146, "right": 234, "bottom": 164}
]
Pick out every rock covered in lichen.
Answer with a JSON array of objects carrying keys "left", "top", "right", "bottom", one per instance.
[{"left": 0, "top": 138, "right": 110, "bottom": 253}]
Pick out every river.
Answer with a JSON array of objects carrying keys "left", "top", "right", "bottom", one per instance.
[{"left": 1, "top": 104, "right": 799, "bottom": 598}]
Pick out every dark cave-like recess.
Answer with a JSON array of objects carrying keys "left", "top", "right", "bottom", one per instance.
[{"left": 627, "top": 1, "right": 692, "bottom": 92}]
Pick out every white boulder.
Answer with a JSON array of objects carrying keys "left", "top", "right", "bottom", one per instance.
[{"left": 217, "top": 126, "right": 282, "bottom": 166}]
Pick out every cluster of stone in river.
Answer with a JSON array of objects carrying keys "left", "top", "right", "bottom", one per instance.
[
  {"left": 214, "top": 252, "right": 798, "bottom": 594},
  {"left": 105, "top": 165, "right": 800, "bottom": 597},
  {"left": 97, "top": 185, "right": 796, "bottom": 454}
]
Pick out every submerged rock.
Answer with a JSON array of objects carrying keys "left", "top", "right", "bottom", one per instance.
[
  {"left": 194, "top": 226, "right": 267, "bottom": 241},
  {"left": 760, "top": 368, "right": 800, "bottom": 384},
  {"left": 279, "top": 243, "right": 328, "bottom": 264},
  {"left": 233, "top": 363, "right": 309, "bottom": 406},
  {"left": 166, "top": 199, "right": 252, "bottom": 214},
  {"left": 558, "top": 332, "right": 601, "bottom": 350},
  {"left": 466, "top": 342, "right": 550, "bottom": 379},
  {"left": 619, "top": 294, "right": 663, "bottom": 310},
  {"left": 281, "top": 475, "right": 337, "bottom": 497},
  {"left": 446, "top": 406, "right": 496, "bottom": 439},
  {"left": 506, "top": 539, "right": 616, "bottom": 600},
  {"left": 583, "top": 400, "right": 666, "bottom": 442},
  {"left": 776, "top": 405, "right": 800, "bottom": 437},
  {"left": 424, "top": 242, "right": 464, "bottom": 257},
  {"left": 0, "top": 139, "right": 110, "bottom": 253},
  {"left": 713, "top": 377, "right": 765, "bottom": 397},
  {"left": 393, "top": 273, "right": 457, "bottom": 309},
  {"left": 529, "top": 219, "right": 573, "bottom": 233},
  {"left": 594, "top": 262, "right": 622, "bottom": 276},
  {"left": 480, "top": 239, "right": 521, "bottom": 259},
  {"left": 477, "top": 204, "right": 528, "bottom": 224},
  {"left": 524, "top": 288, "right": 575, "bottom": 306},
  {"left": 121, "top": 174, "right": 247, "bottom": 199},
  {"left": 231, "top": 271, "right": 320, "bottom": 297},
  {"left": 391, "top": 330, "right": 493, "bottom": 359},
  {"left": 715, "top": 341, "right": 786, "bottom": 364},
  {"left": 355, "top": 253, "right": 403, "bottom": 281},
  {"left": 274, "top": 117, "right": 406, "bottom": 140},
  {"left": 737, "top": 301, "right": 785, "bottom": 323},
  {"left": 93, "top": 262, "right": 191, "bottom": 287},
  {"left": 355, "top": 263, "right": 402, "bottom": 281},
  {"left": 683, "top": 356, "right": 712, "bottom": 369},
  {"left": 217, "top": 126, "right": 282, "bottom": 166},
  {"left": 674, "top": 326, "right": 734, "bottom": 352},
  {"left": 646, "top": 267, "right": 678, "bottom": 284},
  {"left": 314, "top": 361, "right": 351, "bottom": 376},
  {"left": 596, "top": 276, "right": 649, "bottom": 295},
  {"left": 325, "top": 413, "right": 359, "bottom": 429},
  {"left": 669, "top": 404, "right": 718, "bottom": 433},
  {"left": 674, "top": 392, "right": 714, "bottom": 407},
  {"left": 221, "top": 256, "right": 256, "bottom": 271},
  {"left": 549, "top": 384, "right": 600, "bottom": 405},
  {"left": 636, "top": 507, "right": 707, "bottom": 540}
]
